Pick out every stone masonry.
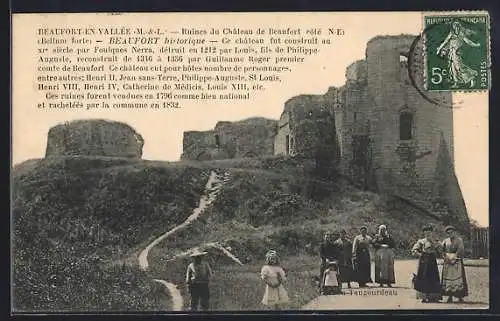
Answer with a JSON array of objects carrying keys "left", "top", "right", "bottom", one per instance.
[
  {"left": 45, "top": 119, "right": 144, "bottom": 158},
  {"left": 181, "top": 117, "right": 277, "bottom": 160},
  {"left": 273, "top": 35, "right": 468, "bottom": 231},
  {"left": 180, "top": 34, "right": 469, "bottom": 232}
]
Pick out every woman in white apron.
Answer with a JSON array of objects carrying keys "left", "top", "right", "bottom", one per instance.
[{"left": 441, "top": 225, "right": 468, "bottom": 303}]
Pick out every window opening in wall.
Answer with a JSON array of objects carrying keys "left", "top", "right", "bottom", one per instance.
[
  {"left": 353, "top": 112, "right": 358, "bottom": 122},
  {"left": 285, "top": 134, "right": 290, "bottom": 155},
  {"left": 400, "top": 112, "right": 413, "bottom": 140},
  {"left": 215, "top": 134, "right": 220, "bottom": 147}
]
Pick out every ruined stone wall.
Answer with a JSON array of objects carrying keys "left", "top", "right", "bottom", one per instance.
[
  {"left": 181, "top": 130, "right": 230, "bottom": 160},
  {"left": 274, "top": 94, "right": 339, "bottom": 159},
  {"left": 346, "top": 60, "right": 367, "bottom": 84},
  {"left": 215, "top": 118, "right": 277, "bottom": 157},
  {"left": 330, "top": 87, "right": 347, "bottom": 170},
  {"left": 181, "top": 117, "right": 277, "bottom": 160},
  {"left": 270, "top": 34, "right": 466, "bottom": 227},
  {"left": 274, "top": 112, "right": 291, "bottom": 156},
  {"left": 365, "top": 35, "right": 453, "bottom": 195},
  {"left": 45, "top": 119, "right": 144, "bottom": 158},
  {"left": 337, "top": 60, "right": 372, "bottom": 183},
  {"left": 432, "top": 134, "right": 470, "bottom": 232}
]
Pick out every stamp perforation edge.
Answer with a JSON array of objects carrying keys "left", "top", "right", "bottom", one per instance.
[{"left": 421, "top": 10, "right": 491, "bottom": 93}]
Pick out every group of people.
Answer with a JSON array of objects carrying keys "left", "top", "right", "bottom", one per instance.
[
  {"left": 412, "top": 224, "right": 468, "bottom": 303},
  {"left": 183, "top": 224, "right": 468, "bottom": 311},
  {"left": 318, "top": 224, "right": 469, "bottom": 304},
  {"left": 319, "top": 225, "right": 396, "bottom": 290}
]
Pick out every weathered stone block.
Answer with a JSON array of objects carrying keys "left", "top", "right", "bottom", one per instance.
[
  {"left": 181, "top": 117, "right": 277, "bottom": 160},
  {"left": 45, "top": 119, "right": 144, "bottom": 158}
]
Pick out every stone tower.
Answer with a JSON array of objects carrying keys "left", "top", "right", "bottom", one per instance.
[{"left": 365, "top": 35, "right": 454, "bottom": 195}]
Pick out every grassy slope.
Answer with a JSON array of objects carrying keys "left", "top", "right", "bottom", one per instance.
[
  {"left": 12, "top": 155, "right": 476, "bottom": 311},
  {"left": 147, "top": 163, "right": 455, "bottom": 310},
  {"left": 12, "top": 156, "right": 209, "bottom": 312}
]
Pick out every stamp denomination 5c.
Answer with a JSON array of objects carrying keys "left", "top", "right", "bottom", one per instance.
[{"left": 424, "top": 12, "right": 490, "bottom": 91}]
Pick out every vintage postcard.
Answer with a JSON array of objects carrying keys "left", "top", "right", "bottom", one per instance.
[{"left": 11, "top": 11, "right": 490, "bottom": 313}]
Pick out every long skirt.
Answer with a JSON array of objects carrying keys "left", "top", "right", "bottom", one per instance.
[
  {"left": 414, "top": 253, "right": 442, "bottom": 301},
  {"left": 262, "top": 284, "right": 289, "bottom": 306},
  {"left": 441, "top": 258, "right": 468, "bottom": 298},
  {"left": 374, "top": 248, "right": 395, "bottom": 284},
  {"left": 338, "top": 263, "right": 354, "bottom": 283},
  {"left": 354, "top": 249, "right": 372, "bottom": 284}
]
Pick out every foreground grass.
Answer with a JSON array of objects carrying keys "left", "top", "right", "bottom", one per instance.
[
  {"left": 150, "top": 254, "right": 318, "bottom": 311},
  {"left": 210, "top": 263, "right": 318, "bottom": 310}
]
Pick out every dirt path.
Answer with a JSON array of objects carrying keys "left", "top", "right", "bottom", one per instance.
[
  {"left": 138, "top": 170, "right": 229, "bottom": 311},
  {"left": 302, "top": 260, "right": 488, "bottom": 310}
]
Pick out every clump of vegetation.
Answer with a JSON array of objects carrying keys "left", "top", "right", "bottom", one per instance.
[
  {"left": 206, "top": 170, "right": 338, "bottom": 227},
  {"left": 13, "top": 243, "right": 169, "bottom": 312},
  {"left": 12, "top": 157, "right": 209, "bottom": 312}
]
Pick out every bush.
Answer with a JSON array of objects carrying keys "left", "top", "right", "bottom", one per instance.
[
  {"left": 13, "top": 243, "right": 169, "bottom": 312},
  {"left": 208, "top": 171, "right": 331, "bottom": 227}
]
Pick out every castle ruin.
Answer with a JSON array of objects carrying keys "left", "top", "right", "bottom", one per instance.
[
  {"left": 181, "top": 117, "right": 277, "bottom": 160},
  {"left": 180, "top": 34, "right": 469, "bottom": 230},
  {"left": 45, "top": 119, "right": 144, "bottom": 158},
  {"left": 273, "top": 34, "right": 468, "bottom": 230}
]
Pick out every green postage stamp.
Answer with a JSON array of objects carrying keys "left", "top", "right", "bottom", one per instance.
[{"left": 424, "top": 12, "right": 491, "bottom": 91}]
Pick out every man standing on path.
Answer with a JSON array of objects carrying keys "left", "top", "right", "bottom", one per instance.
[{"left": 185, "top": 250, "right": 213, "bottom": 311}]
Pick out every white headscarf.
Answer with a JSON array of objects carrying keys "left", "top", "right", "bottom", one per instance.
[{"left": 378, "top": 225, "right": 388, "bottom": 236}]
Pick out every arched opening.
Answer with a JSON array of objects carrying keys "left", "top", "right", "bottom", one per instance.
[
  {"left": 214, "top": 134, "right": 220, "bottom": 147},
  {"left": 399, "top": 112, "right": 413, "bottom": 140}
]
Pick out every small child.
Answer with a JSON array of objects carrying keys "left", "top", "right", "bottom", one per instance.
[
  {"left": 321, "top": 260, "right": 342, "bottom": 295},
  {"left": 260, "top": 250, "right": 289, "bottom": 310}
]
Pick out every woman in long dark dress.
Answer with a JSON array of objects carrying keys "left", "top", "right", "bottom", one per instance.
[
  {"left": 441, "top": 225, "right": 468, "bottom": 303},
  {"left": 319, "top": 231, "right": 341, "bottom": 280},
  {"left": 373, "top": 225, "right": 396, "bottom": 287},
  {"left": 411, "top": 225, "right": 442, "bottom": 303},
  {"left": 334, "top": 229, "right": 354, "bottom": 288},
  {"left": 352, "top": 226, "right": 373, "bottom": 287}
]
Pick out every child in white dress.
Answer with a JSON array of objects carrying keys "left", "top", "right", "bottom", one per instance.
[{"left": 260, "top": 250, "right": 289, "bottom": 310}]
